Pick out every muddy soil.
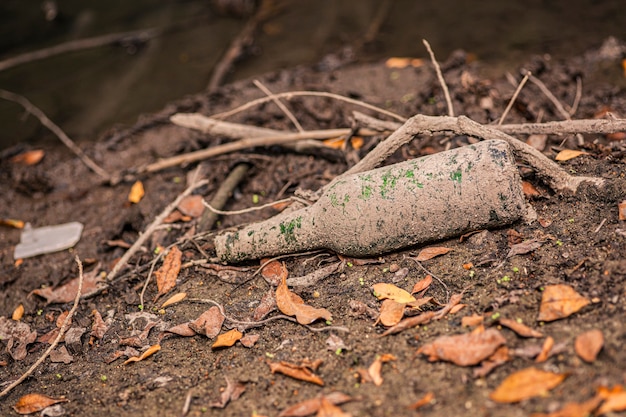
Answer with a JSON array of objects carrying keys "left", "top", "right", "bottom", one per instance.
[{"left": 1, "top": 39, "right": 626, "bottom": 416}]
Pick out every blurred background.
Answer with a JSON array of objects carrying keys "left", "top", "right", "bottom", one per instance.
[{"left": 0, "top": 0, "right": 624, "bottom": 150}]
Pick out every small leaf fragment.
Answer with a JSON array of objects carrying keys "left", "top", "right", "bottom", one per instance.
[
  {"left": 155, "top": 246, "right": 182, "bottom": 297},
  {"left": 212, "top": 329, "right": 243, "bottom": 349},
  {"left": 124, "top": 344, "right": 161, "bottom": 364},
  {"left": 415, "top": 246, "right": 451, "bottom": 261},
  {"left": 275, "top": 263, "right": 332, "bottom": 325},
  {"left": 177, "top": 195, "right": 205, "bottom": 217},
  {"left": 128, "top": 180, "right": 145, "bottom": 204},
  {"left": 190, "top": 306, "right": 225, "bottom": 338},
  {"left": 268, "top": 360, "right": 324, "bottom": 386},
  {"left": 618, "top": 200, "right": 626, "bottom": 221},
  {"left": 407, "top": 392, "right": 435, "bottom": 410},
  {"left": 574, "top": 329, "right": 604, "bottom": 363},
  {"left": 10, "top": 149, "right": 45, "bottom": 166},
  {"left": 498, "top": 318, "right": 543, "bottom": 338},
  {"left": 537, "top": 284, "right": 590, "bottom": 322},
  {"left": 411, "top": 275, "right": 433, "bottom": 294},
  {"left": 489, "top": 367, "right": 566, "bottom": 403},
  {"left": 417, "top": 327, "right": 506, "bottom": 366},
  {"left": 12, "top": 304, "right": 24, "bottom": 321},
  {"left": 371, "top": 283, "right": 416, "bottom": 303},
  {"left": 161, "top": 292, "right": 187, "bottom": 308},
  {"left": 13, "top": 393, "right": 68, "bottom": 414},
  {"left": 555, "top": 149, "right": 588, "bottom": 161}
]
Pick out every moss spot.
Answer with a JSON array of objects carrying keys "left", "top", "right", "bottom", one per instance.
[
  {"left": 359, "top": 185, "right": 373, "bottom": 200},
  {"left": 279, "top": 217, "right": 302, "bottom": 244},
  {"left": 450, "top": 169, "right": 462, "bottom": 183}
]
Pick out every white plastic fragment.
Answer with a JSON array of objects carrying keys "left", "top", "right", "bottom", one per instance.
[{"left": 13, "top": 221, "right": 84, "bottom": 259}]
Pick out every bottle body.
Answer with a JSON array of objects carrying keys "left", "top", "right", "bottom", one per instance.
[{"left": 215, "top": 140, "right": 526, "bottom": 263}]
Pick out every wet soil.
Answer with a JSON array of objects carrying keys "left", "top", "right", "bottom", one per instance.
[{"left": 1, "top": 39, "right": 626, "bottom": 416}]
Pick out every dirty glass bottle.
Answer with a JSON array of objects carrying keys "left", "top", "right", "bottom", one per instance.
[{"left": 214, "top": 139, "right": 527, "bottom": 263}]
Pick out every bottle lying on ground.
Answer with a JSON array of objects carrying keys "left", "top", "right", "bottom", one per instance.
[{"left": 214, "top": 139, "right": 527, "bottom": 263}]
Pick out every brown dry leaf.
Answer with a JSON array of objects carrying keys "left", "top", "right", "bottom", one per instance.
[
  {"left": 91, "top": 309, "right": 108, "bottom": 339},
  {"left": 209, "top": 376, "right": 246, "bottom": 408},
  {"left": 461, "top": 314, "right": 484, "bottom": 328},
  {"left": 499, "top": 318, "right": 543, "bottom": 338},
  {"left": 555, "top": 149, "right": 589, "bottom": 161},
  {"left": 350, "top": 137, "right": 364, "bottom": 150},
  {"left": 0, "top": 218, "right": 25, "bottom": 229},
  {"left": 371, "top": 283, "right": 416, "bottom": 303},
  {"left": 385, "top": 57, "right": 424, "bottom": 68},
  {"left": 275, "top": 263, "right": 332, "bottom": 325},
  {"left": 190, "top": 306, "right": 225, "bottom": 338},
  {"left": 489, "top": 367, "right": 566, "bottom": 403},
  {"left": 433, "top": 293, "right": 464, "bottom": 320},
  {"left": 239, "top": 333, "right": 260, "bottom": 348},
  {"left": 161, "top": 292, "right": 186, "bottom": 308},
  {"left": 124, "top": 344, "right": 161, "bottom": 364},
  {"left": 407, "top": 392, "right": 435, "bottom": 410},
  {"left": 618, "top": 200, "right": 626, "bottom": 221},
  {"left": 367, "top": 354, "right": 396, "bottom": 386},
  {"left": 597, "top": 389, "right": 626, "bottom": 415},
  {"left": 416, "top": 327, "right": 506, "bottom": 366},
  {"left": 30, "top": 267, "right": 104, "bottom": 304},
  {"left": 317, "top": 398, "right": 352, "bottom": 417},
  {"left": 449, "top": 304, "right": 466, "bottom": 315},
  {"left": 574, "top": 329, "right": 604, "bottom": 363},
  {"left": 0, "top": 316, "right": 37, "bottom": 361},
  {"left": 128, "top": 180, "right": 145, "bottom": 204},
  {"left": 379, "top": 311, "right": 434, "bottom": 337},
  {"left": 120, "top": 321, "right": 157, "bottom": 347},
  {"left": 163, "top": 322, "right": 196, "bottom": 337},
  {"left": 537, "top": 284, "right": 590, "bottom": 322},
  {"left": 506, "top": 239, "right": 544, "bottom": 258},
  {"left": 530, "top": 396, "right": 602, "bottom": 417},
  {"left": 415, "top": 246, "right": 451, "bottom": 261},
  {"left": 411, "top": 275, "right": 433, "bottom": 294},
  {"left": 268, "top": 360, "right": 324, "bottom": 386},
  {"left": 261, "top": 259, "right": 286, "bottom": 286},
  {"left": 378, "top": 299, "right": 405, "bottom": 327},
  {"left": 56, "top": 311, "right": 70, "bottom": 328},
  {"left": 155, "top": 246, "right": 182, "bottom": 298},
  {"left": 535, "top": 336, "right": 554, "bottom": 363},
  {"left": 253, "top": 289, "right": 277, "bottom": 321},
  {"left": 212, "top": 329, "right": 243, "bottom": 349},
  {"left": 473, "top": 346, "right": 510, "bottom": 378},
  {"left": 177, "top": 195, "right": 204, "bottom": 217},
  {"left": 279, "top": 392, "right": 354, "bottom": 417},
  {"left": 522, "top": 181, "right": 541, "bottom": 197},
  {"left": 13, "top": 393, "right": 68, "bottom": 414},
  {"left": 12, "top": 304, "right": 24, "bottom": 321},
  {"left": 10, "top": 149, "right": 45, "bottom": 166}
]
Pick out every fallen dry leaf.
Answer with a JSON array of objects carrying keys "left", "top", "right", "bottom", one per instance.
[
  {"left": 385, "top": 57, "right": 424, "bottom": 68},
  {"left": 417, "top": 327, "right": 506, "bottom": 366},
  {"left": 50, "top": 345, "right": 73, "bottom": 364},
  {"left": 473, "top": 346, "right": 510, "bottom": 378},
  {"left": 163, "top": 322, "right": 196, "bottom": 338},
  {"left": 530, "top": 396, "right": 602, "bottom": 417},
  {"left": 597, "top": 388, "right": 626, "bottom": 414},
  {"left": 366, "top": 354, "right": 396, "bottom": 386},
  {"left": 499, "top": 318, "right": 543, "bottom": 338},
  {"left": 618, "top": 200, "right": 626, "bottom": 221},
  {"left": 317, "top": 397, "right": 352, "bottom": 417},
  {"left": 154, "top": 246, "right": 182, "bottom": 298},
  {"left": 13, "top": 393, "right": 68, "bottom": 414},
  {"left": 555, "top": 149, "right": 589, "bottom": 161},
  {"left": 537, "top": 284, "right": 590, "bottom": 322},
  {"left": 30, "top": 267, "right": 104, "bottom": 304},
  {"left": 12, "top": 303, "right": 24, "bottom": 321},
  {"left": 91, "top": 309, "right": 108, "bottom": 339},
  {"left": 461, "top": 314, "right": 484, "bottom": 327},
  {"left": 535, "top": 336, "right": 554, "bottom": 363},
  {"left": 119, "top": 321, "right": 157, "bottom": 347},
  {"left": 128, "top": 180, "right": 145, "bottom": 204},
  {"left": 407, "top": 391, "right": 435, "bottom": 410},
  {"left": 239, "top": 333, "right": 260, "bottom": 348},
  {"left": 276, "top": 263, "right": 332, "bottom": 325},
  {"left": 0, "top": 316, "right": 37, "bottom": 360},
  {"left": 279, "top": 392, "right": 354, "bottom": 417},
  {"left": 161, "top": 292, "right": 187, "bottom": 308},
  {"left": 371, "top": 283, "right": 416, "bottom": 303},
  {"left": 506, "top": 239, "right": 544, "bottom": 258},
  {"left": 261, "top": 259, "right": 287, "bottom": 286},
  {"left": 209, "top": 376, "right": 246, "bottom": 408},
  {"left": 433, "top": 293, "right": 464, "bottom": 320},
  {"left": 379, "top": 311, "right": 434, "bottom": 337},
  {"left": 489, "top": 367, "right": 566, "bottom": 403},
  {"left": 189, "top": 306, "right": 224, "bottom": 338},
  {"left": 574, "top": 329, "right": 604, "bottom": 363},
  {"left": 268, "top": 360, "right": 324, "bottom": 386},
  {"left": 411, "top": 275, "right": 433, "bottom": 294},
  {"left": 9, "top": 149, "right": 45, "bottom": 166},
  {"left": 124, "top": 344, "right": 161, "bottom": 364},
  {"left": 378, "top": 299, "right": 405, "bottom": 327},
  {"left": 522, "top": 181, "right": 541, "bottom": 197},
  {"left": 0, "top": 218, "right": 25, "bottom": 229},
  {"left": 415, "top": 246, "right": 451, "bottom": 261},
  {"left": 253, "top": 288, "right": 277, "bottom": 321},
  {"left": 212, "top": 329, "right": 243, "bottom": 349},
  {"left": 177, "top": 195, "right": 205, "bottom": 217}
]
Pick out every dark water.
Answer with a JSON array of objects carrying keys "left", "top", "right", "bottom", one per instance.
[{"left": 0, "top": 0, "right": 624, "bottom": 149}]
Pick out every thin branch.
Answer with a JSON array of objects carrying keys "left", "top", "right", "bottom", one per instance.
[
  {"left": 0, "top": 89, "right": 110, "bottom": 181},
  {"left": 253, "top": 79, "right": 303, "bottom": 132},
  {"left": 198, "top": 163, "right": 250, "bottom": 232},
  {"left": 202, "top": 196, "right": 306, "bottom": 216},
  {"left": 570, "top": 76, "right": 583, "bottom": 116},
  {"left": 422, "top": 39, "right": 454, "bottom": 117},
  {"left": 498, "top": 71, "right": 531, "bottom": 125},
  {"left": 0, "top": 254, "right": 84, "bottom": 398}
]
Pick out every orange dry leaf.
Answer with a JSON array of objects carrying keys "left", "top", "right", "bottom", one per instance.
[
  {"left": 239, "top": 333, "right": 260, "bottom": 348},
  {"left": 91, "top": 309, "right": 108, "bottom": 339},
  {"left": 367, "top": 354, "right": 396, "bottom": 386},
  {"left": 522, "top": 181, "right": 541, "bottom": 197},
  {"left": 378, "top": 299, "right": 405, "bottom": 327},
  {"left": 350, "top": 136, "right": 364, "bottom": 150},
  {"left": 124, "top": 344, "right": 160, "bottom": 364},
  {"left": 371, "top": 283, "right": 416, "bottom": 303},
  {"left": 473, "top": 346, "right": 510, "bottom": 378},
  {"left": 260, "top": 259, "right": 285, "bottom": 286},
  {"left": 212, "top": 329, "right": 243, "bottom": 349},
  {"left": 535, "top": 336, "right": 554, "bottom": 363},
  {"left": 618, "top": 200, "right": 626, "bottom": 221},
  {"left": 597, "top": 388, "right": 626, "bottom": 415},
  {"left": 12, "top": 304, "right": 24, "bottom": 321},
  {"left": 13, "top": 393, "right": 68, "bottom": 414},
  {"left": 489, "top": 367, "right": 566, "bottom": 403},
  {"left": 530, "top": 396, "right": 602, "bottom": 417},
  {"left": 417, "top": 327, "right": 506, "bottom": 366},
  {"left": 268, "top": 360, "right": 324, "bottom": 386},
  {"left": 574, "top": 329, "right": 604, "bottom": 363},
  {"left": 379, "top": 311, "right": 435, "bottom": 337},
  {"left": 161, "top": 292, "right": 187, "bottom": 308},
  {"left": 498, "top": 318, "right": 543, "bottom": 338},
  {"left": 275, "top": 263, "right": 332, "bottom": 325},
  {"left": 9, "top": 149, "right": 45, "bottom": 166},
  {"left": 317, "top": 397, "right": 352, "bottom": 417},
  {"left": 190, "top": 306, "right": 225, "bottom": 338},
  {"left": 279, "top": 392, "right": 354, "bottom": 417},
  {"left": 128, "top": 180, "right": 145, "bottom": 204},
  {"left": 385, "top": 57, "right": 424, "bottom": 68},
  {"left": 408, "top": 392, "right": 435, "bottom": 410},
  {"left": 461, "top": 314, "right": 484, "bottom": 327},
  {"left": 154, "top": 246, "right": 182, "bottom": 298},
  {"left": 537, "top": 284, "right": 590, "bottom": 322},
  {"left": 555, "top": 149, "right": 589, "bottom": 161},
  {"left": 177, "top": 195, "right": 205, "bottom": 217},
  {"left": 415, "top": 246, "right": 451, "bottom": 261},
  {"left": 0, "top": 218, "right": 25, "bottom": 229},
  {"left": 411, "top": 275, "right": 433, "bottom": 294}
]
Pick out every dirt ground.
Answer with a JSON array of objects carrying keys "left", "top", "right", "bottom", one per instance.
[{"left": 1, "top": 38, "right": 626, "bottom": 417}]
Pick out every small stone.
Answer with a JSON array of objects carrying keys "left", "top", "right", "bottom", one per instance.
[{"left": 388, "top": 263, "right": 400, "bottom": 273}]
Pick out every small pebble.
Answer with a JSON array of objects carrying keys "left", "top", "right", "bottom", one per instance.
[{"left": 388, "top": 263, "right": 400, "bottom": 273}]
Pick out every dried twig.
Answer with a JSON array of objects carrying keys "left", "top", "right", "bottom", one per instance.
[
  {"left": 0, "top": 89, "right": 110, "bottom": 181},
  {"left": 253, "top": 79, "right": 303, "bottom": 132},
  {"left": 198, "top": 163, "right": 250, "bottom": 232},
  {"left": 498, "top": 71, "right": 531, "bottom": 125},
  {"left": 107, "top": 169, "right": 208, "bottom": 281},
  {"left": 0, "top": 255, "right": 84, "bottom": 398},
  {"left": 423, "top": 39, "right": 454, "bottom": 117}
]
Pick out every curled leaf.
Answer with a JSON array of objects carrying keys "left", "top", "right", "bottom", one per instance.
[
  {"left": 372, "top": 283, "right": 415, "bottom": 303},
  {"left": 212, "top": 329, "right": 243, "bottom": 349},
  {"left": 275, "top": 263, "right": 332, "bottom": 325},
  {"left": 489, "top": 367, "right": 566, "bottom": 403},
  {"left": 415, "top": 246, "right": 451, "bottom": 261},
  {"left": 268, "top": 360, "right": 324, "bottom": 386},
  {"left": 417, "top": 327, "right": 506, "bottom": 366},
  {"left": 13, "top": 393, "right": 68, "bottom": 414},
  {"left": 537, "top": 284, "right": 590, "bottom": 322},
  {"left": 124, "top": 344, "right": 161, "bottom": 364}
]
